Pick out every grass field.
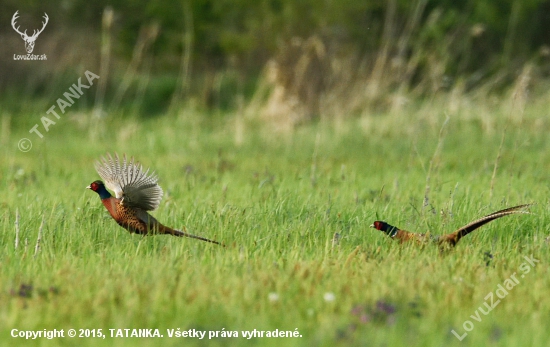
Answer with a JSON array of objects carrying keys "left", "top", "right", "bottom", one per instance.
[{"left": 1, "top": 92, "right": 550, "bottom": 346}]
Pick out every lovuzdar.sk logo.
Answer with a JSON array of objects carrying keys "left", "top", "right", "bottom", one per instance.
[{"left": 11, "top": 10, "right": 48, "bottom": 60}]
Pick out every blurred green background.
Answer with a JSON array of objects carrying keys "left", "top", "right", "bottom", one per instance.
[{"left": 1, "top": 0, "right": 549, "bottom": 121}]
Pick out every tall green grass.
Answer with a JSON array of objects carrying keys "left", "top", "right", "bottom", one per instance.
[{"left": 1, "top": 94, "right": 550, "bottom": 346}]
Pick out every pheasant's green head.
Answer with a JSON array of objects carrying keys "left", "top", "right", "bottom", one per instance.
[{"left": 87, "top": 180, "right": 112, "bottom": 200}]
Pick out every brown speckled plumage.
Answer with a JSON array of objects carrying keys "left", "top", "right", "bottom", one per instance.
[{"left": 87, "top": 153, "right": 222, "bottom": 245}]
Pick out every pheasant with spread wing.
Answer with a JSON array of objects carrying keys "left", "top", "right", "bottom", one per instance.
[{"left": 87, "top": 153, "right": 222, "bottom": 245}]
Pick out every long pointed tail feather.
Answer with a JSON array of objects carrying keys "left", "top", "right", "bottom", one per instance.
[
  {"left": 171, "top": 227, "right": 224, "bottom": 246},
  {"left": 482, "top": 204, "right": 532, "bottom": 218},
  {"left": 446, "top": 204, "right": 531, "bottom": 245}
]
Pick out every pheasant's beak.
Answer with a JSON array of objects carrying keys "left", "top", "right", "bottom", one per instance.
[
  {"left": 86, "top": 185, "right": 91, "bottom": 189},
  {"left": 369, "top": 223, "right": 374, "bottom": 228}
]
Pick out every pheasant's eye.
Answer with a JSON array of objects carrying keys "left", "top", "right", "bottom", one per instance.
[{"left": 91, "top": 182, "right": 98, "bottom": 190}]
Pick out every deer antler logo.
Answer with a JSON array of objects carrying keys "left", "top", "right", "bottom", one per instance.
[{"left": 11, "top": 11, "right": 49, "bottom": 54}]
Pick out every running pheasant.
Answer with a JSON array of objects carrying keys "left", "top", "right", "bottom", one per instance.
[
  {"left": 87, "top": 153, "right": 222, "bottom": 245},
  {"left": 370, "top": 204, "right": 530, "bottom": 248}
]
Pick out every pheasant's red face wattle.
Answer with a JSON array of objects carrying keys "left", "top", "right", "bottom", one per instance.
[
  {"left": 372, "top": 221, "right": 383, "bottom": 230},
  {"left": 88, "top": 180, "right": 103, "bottom": 192},
  {"left": 87, "top": 180, "right": 112, "bottom": 200}
]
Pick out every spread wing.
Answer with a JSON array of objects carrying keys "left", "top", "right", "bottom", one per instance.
[{"left": 94, "top": 153, "right": 163, "bottom": 211}]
